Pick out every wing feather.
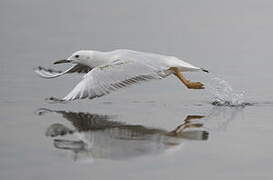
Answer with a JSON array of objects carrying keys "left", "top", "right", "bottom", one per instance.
[{"left": 35, "top": 64, "right": 92, "bottom": 79}]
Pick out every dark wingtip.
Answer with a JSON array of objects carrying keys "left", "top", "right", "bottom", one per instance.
[
  {"left": 201, "top": 68, "right": 209, "bottom": 73},
  {"left": 202, "top": 131, "right": 209, "bottom": 140}
]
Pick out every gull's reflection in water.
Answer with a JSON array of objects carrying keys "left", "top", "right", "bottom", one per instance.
[{"left": 38, "top": 109, "right": 208, "bottom": 162}]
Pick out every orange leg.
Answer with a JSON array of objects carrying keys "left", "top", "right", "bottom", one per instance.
[{"left": 170, "top": 67, "right": 205, "bottom": 89}]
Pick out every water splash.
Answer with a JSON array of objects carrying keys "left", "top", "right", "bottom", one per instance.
[{"left": 207, "top": 77, "right": 250, "bottom": 107}]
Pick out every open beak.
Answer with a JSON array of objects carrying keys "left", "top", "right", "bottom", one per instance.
[{"left": 53, "top": 59, "right": 72, "bottom": 64}]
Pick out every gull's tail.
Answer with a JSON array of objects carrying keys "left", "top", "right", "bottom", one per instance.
[{"left": 201, "top": 68, "right": 209, "bottom": 73}]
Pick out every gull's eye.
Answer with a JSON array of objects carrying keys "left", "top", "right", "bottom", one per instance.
[{"left": 75, "top": 55, "right": 79, "bottom": 58}]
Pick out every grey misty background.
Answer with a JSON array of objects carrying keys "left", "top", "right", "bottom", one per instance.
[
  {"left": 1, "top": 0, "right": 273, "bottom": 100},
  {"left": 1, "top": 0, "right": 273, "bottom": 180}
]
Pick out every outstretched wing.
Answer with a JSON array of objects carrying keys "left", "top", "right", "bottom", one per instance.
[
  {"left": 63, "top": 53, "right": 172, "bottom": 101},
  {"left": 35, "top": 64, "right": 92, "bottom": 79}
]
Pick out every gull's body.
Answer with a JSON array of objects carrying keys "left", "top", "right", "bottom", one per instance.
[{"left": 35, "top": 49, "right": 207, "bottom": 101}]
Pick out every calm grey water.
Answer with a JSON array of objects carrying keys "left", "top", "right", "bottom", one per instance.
[{"left": 1, "top": 0, "right": 273, "bottom": 179}]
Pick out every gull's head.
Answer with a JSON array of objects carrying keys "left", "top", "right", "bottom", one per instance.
[{"left": 54, "top": 50, "right": 95, "bottom": 66}]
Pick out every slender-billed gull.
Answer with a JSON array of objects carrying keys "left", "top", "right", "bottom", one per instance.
[{"left": 35, "top": 49, "right": 208, "bottom": 101}]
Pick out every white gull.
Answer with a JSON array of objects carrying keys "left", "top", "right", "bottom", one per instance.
[{"left": 35, "top": 49, "right": 208, "bottom": 101}]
